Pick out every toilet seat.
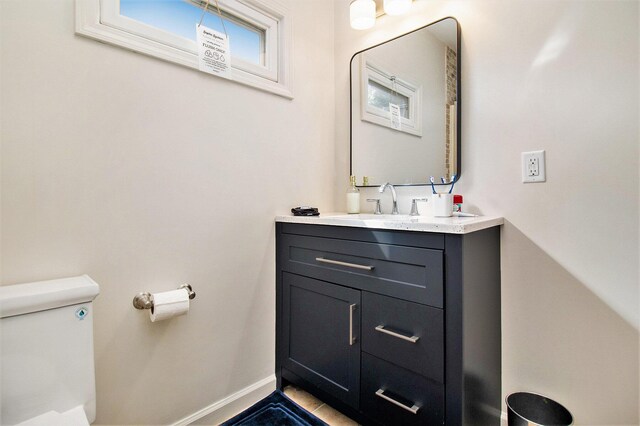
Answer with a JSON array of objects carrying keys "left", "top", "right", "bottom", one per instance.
[{"left": 15, "top": 405, "right": 89, "bottom": 426}]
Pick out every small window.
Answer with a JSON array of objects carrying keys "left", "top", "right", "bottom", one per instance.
[
  {"left": 76, "top": 0, "right": 292, "bottom": 98},
  {"left": 120, "top": 0, "right": 265, "bottom": 65},
  {"left": 360, "top": 58, "right": 422, "bottom": 136}
]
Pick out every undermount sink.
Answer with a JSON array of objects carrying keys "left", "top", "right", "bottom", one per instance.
[{"left": 324, "top": 214, "right": 417, "bottom": 222}]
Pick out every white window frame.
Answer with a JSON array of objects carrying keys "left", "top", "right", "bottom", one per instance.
[
  {"left": 76, "top": 0, "right": 293, "bottom": 98},
  {"left": 360, "top": 57, "right": 422, "bottom": 136}
]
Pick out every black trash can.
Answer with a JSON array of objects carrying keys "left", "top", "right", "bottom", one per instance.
[{"left": 506, "top": 392, "right": 573, "bottom": 426}]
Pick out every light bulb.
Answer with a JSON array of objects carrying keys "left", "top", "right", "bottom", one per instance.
[
  {"left": 383, "top": 0, "right": 412, "bottom": 16},
  {"left": 350, "top": 0, "right": 376, "bottom": 30}
]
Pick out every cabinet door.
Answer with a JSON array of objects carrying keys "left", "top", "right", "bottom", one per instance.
[{"left": 282, "top": 273, "right": 361, "bottom": 409}]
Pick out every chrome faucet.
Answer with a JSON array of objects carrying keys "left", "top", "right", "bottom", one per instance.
[{"left": 378, "top": 182, "right": 399, "bottom": 215}]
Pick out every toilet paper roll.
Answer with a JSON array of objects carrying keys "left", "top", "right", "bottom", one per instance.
[{"left": 150, "top": 288, "right": 189, "bottom": 322}]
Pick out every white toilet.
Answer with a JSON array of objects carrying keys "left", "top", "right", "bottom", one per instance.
[{"left": 0, "top": 275, "right": 100, "bottom": 425}]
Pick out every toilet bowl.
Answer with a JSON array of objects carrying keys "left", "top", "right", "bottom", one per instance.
[{"left": 0, "top": 275, "right": 100, "bottom": 425}]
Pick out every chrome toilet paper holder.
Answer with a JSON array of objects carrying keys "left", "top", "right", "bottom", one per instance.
[{"left": 132, "top": 284, "right": 196, "bottom": 310}]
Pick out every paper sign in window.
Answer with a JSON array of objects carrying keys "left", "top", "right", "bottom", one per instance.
[
  {"left": 389, "top": 103, "right": 401, "bottom": 130},
  {"left": 196, "top": 25, "right": 232, "bottom": 80}
]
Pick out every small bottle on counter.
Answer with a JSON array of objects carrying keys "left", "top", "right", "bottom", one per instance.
[
  {"left": 347, "top": 175, "right": 360, "bottom": 214},
  {"left": 453, "top": 194, "right": 463, "bottom": 213}
]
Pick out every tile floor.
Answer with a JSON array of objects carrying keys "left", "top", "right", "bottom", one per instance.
[{"left": 283, "top": 385, "right": 359, "bottom": 426}]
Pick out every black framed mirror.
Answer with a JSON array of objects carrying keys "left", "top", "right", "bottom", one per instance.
[{"left": 350, "top": 17, "right": 461, "bottom": 187}]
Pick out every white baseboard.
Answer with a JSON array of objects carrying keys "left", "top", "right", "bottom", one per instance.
[{"left": 172, "top": 375, "right": 276, "bottom": 426}]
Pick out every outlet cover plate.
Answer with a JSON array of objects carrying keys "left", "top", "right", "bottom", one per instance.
[{"left": 522, "top": 150, "right": 546, "bottom": 183}]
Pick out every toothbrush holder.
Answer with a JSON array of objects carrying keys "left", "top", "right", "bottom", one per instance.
[{"left": 432, "top": 193, "right": 453, "bottom": 217}]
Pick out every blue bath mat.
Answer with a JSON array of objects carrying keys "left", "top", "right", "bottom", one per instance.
[{"left": 221, "top": 390, "right": 328, "bottom": 426}]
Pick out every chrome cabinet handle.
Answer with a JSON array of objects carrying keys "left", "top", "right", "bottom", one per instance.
[
  {"left": 349, "top": 304, "right": 357, "bottom": 345},
  {"left": 315, "top": 257, "right": 374, "bottom": 271},
  {"left": 375, "top": 389, "right": 420, "bottom": 414},
  {"left": 375, "top": 325, "right": 420, "bottom": 343}
]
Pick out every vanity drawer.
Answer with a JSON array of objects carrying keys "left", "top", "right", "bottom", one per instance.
[
  {"left": 279, "top": 234, "right": 443, "bottom": 307},
  {"left": 362, "top": 292, "right": 444, "bottom": 383},
  {"left": 361, "top": 353, "right": 444, "bottom": 426},
  {"left": 280, "top": 223, "right": 445, "bottom": 249}
]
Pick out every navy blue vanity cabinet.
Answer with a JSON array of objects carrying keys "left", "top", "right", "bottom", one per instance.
[
  {"left": 276, "top": 222, "right": 501, "bottom": 426},
  {"left": 281, "top": 273, "right": 361, "bottom": 409}
]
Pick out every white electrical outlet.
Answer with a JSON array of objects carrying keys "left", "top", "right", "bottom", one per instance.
[{"left": 522, "top": 150, "right": 546, "bottom": 183}]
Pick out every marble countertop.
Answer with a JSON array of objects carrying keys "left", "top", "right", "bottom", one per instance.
[{"left": 275, "top": 213, "right": 503, "bottom": 235}]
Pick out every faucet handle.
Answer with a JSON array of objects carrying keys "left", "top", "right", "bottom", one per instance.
[
  {"left": 410, "top": 198, "right": 429, "bottom": 216},
  {"left": 366, "top": 198, "right": 382, "bottom": 215}
]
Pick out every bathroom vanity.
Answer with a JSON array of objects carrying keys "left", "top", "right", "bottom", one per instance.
[{"left": 275, "top": 214, "right": 502, "bottom": 425}]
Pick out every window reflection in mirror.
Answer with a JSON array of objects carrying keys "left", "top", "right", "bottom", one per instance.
[{"left": 368, "top": 80, "right": 410, "bottom": 119}]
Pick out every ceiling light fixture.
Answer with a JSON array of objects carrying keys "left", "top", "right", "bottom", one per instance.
[
  {"left": 383, "top": 0, "right": 412, "bottom": 16},
  {"left": 350, "top": 0, "right": 376, "bottom": 30}
]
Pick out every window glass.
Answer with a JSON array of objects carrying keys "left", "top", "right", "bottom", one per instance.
[
  {"left": 367, "top": 79, "right": 410, "bottom": 119},
  {"left": 120, "top": 0, "right": 264, "bottom": 65}
]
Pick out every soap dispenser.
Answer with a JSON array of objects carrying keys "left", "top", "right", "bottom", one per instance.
[{"left": 346, "top": 175, "right": 360, "bottom": 214}]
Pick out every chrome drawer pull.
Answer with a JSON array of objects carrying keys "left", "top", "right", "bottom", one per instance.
[
  {"left": 349, "top": 304, "right": 357, "bottom": 345},
  {"left": 315, "top": 257, "right": 374, "bottom": 271},
  {"left": 375, "top": 389, "right": 420, "bottom": 414},
  {"left": 375, "top": 325, "right": 420, "bottom": 343}
]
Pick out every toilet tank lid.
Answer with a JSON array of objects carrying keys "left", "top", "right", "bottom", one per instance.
[{"left": 0, "top": 275, "right": 100, "bottom": 318}]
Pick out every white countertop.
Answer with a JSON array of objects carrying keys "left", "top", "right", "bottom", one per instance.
[{"left": 275, "top": 213, "right": 503, "bottom": 235}]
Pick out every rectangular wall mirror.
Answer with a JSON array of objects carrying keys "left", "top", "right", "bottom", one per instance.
[{"left": 350, "top": 17, "right": 461, "bottom": 186}]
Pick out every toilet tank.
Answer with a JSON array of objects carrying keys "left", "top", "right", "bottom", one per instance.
[{"left": 0, "top": 275, "right": 100, "bottom": 425}]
